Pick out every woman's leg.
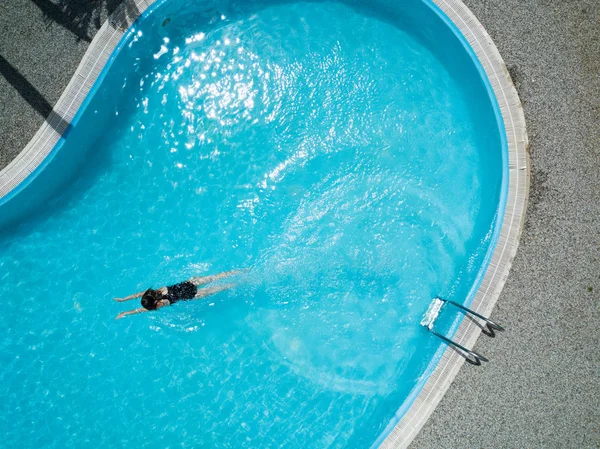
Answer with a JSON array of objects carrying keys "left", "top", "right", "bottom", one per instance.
[
  {"left": 189, "top": 269, "right": 246, "bottom": 287},
  {"left": 194, "top": 283, "right": 236, "bottom": 299}
]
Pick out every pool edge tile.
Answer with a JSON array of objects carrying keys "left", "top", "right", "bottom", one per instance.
[
  {"left": 0, "top": 0, "right": 529, "bottom": 446},
  {"left": 379, "top": 0, "right": 529, "bottom": 447}
]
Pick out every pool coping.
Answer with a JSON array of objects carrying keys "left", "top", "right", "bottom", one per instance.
[
  {"left": 379, "top": 0, "right": 529, "bottom": 447},
  {"left": 0, "top": 0, "right": 529, "bottom": 447},
  {"left": 0, "top": 0, "right": 148, "bottom": 199}
]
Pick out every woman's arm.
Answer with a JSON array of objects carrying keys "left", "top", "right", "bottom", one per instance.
[
  {"left": 115, "top": 308, "right": 149, "bottom": 319},
  {"left": 114, "top": 291, "right": 148, "bottom": 302}
]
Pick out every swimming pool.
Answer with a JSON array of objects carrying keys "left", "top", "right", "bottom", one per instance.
[{"left": 0, "top": 0, "right": 528, "bottom": 447}]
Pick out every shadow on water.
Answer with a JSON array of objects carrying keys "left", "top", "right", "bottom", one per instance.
[{"left": 0, "top": 129, "right": 115, "bottom": 246}]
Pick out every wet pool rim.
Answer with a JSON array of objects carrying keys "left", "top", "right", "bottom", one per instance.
[{"left": 0, "top": 0, "right": 529, "bottom": 447}]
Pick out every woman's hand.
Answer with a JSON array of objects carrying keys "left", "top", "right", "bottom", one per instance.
[{"left": 115, "top": 308, "right": 148, "bottom": 320}]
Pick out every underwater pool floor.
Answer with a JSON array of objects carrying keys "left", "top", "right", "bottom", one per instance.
[{"left": 0, "top": 0, "right": 540, "bottom": 446}]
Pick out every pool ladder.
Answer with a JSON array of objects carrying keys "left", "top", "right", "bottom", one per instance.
[{"left": 421, "top": 297, "right": 504, "bottom": 365}]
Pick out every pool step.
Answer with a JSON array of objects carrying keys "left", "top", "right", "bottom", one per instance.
[{"left": 421, "top": 297, "right": 504, "bottom": 366}]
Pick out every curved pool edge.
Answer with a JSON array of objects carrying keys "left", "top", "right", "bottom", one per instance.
[
  {"left": 0, "top": 0, "right": 529, "bottom": 447},
  {"left": 378, "top": 0, "right": 529, "bottom": 447},
  {"left": 0, "top": 0, "right": 149, "bottom": 203}
]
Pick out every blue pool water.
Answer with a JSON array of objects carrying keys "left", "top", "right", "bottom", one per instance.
[{"left": 0, "top": 0, "right": 505, "bottom": 447}]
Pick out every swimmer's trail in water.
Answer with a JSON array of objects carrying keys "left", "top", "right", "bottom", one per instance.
[{"left": 0, "top": 1, "right": 503, "bottom": 447}]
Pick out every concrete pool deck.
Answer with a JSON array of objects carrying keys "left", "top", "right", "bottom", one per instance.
[{"left": 1, "top": 0, "right": 598, "bottom": 447}]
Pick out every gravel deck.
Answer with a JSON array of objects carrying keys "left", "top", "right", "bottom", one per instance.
[
  {"left": 412, "top": 1, "right": 600, "bottom": 447},
  {"left": 1, "top": 0, "right": 598, "bottom": 447}
]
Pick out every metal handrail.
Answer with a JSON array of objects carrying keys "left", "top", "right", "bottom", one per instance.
[
  {"left": 428, "top": 329, "right": 489, "bottom": 365},
  {"left": 441, "top": 298, "right": 505, "bottom": 333},
  {"left": 422, "top": 297, "right": 505, "bottom": 365}
]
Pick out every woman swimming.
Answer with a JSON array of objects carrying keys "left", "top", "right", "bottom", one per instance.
[{"left": 114, "top": 269, "right": 243, "bottom": 319}]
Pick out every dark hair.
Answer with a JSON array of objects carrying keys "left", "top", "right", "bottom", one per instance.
[{"left": 141, "top": 289, "right": 161, "bottom": 310}]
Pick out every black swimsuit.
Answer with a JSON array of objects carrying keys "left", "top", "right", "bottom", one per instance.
[{"left": 164, "top": 281, "right": 197, "bottom": 304}]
